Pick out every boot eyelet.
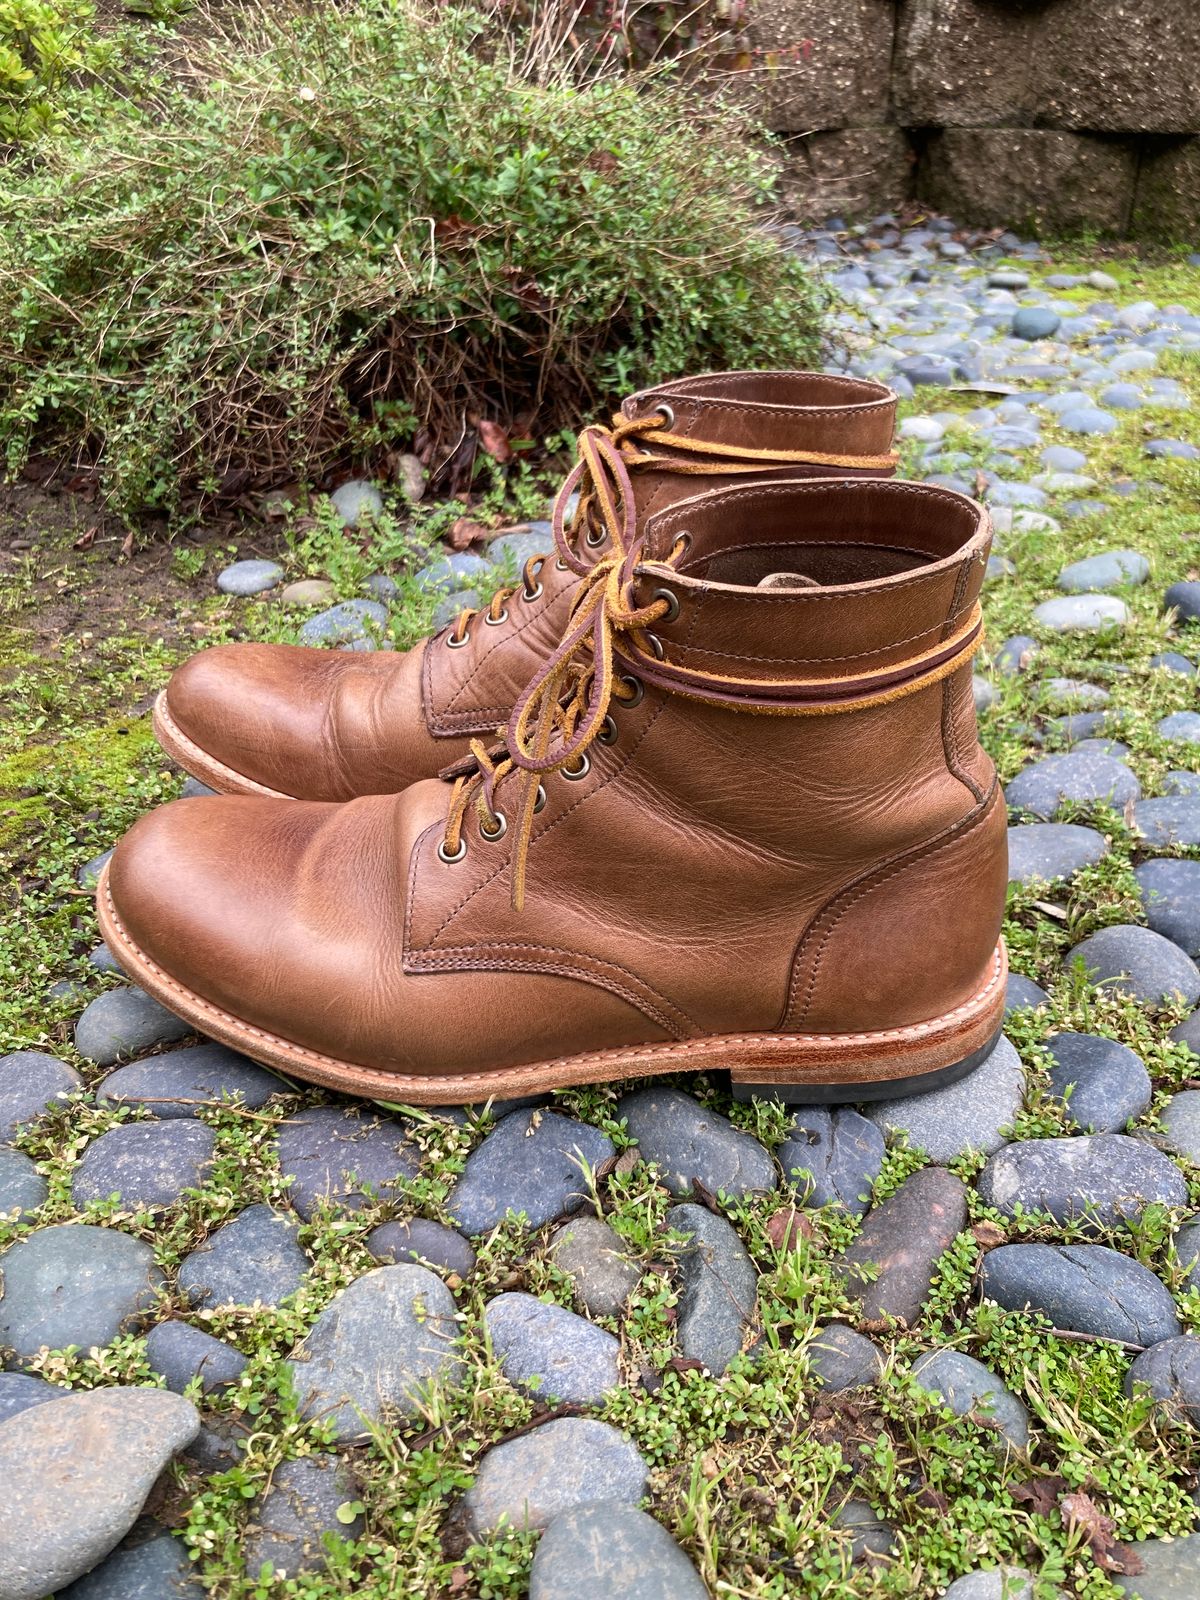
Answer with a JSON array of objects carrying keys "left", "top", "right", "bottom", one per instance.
[
  {"left": 446, "top": 631, "right": 470, "bottom": 649},
  {"left": 522, "top": 580, "right": 544, "bottom": 602},
  {"left": 585, "top": 526, "right": 607, "bottom": 548},
  {"left": 555, "top": 557, "right": 568, "bottom": 571},
  {"left": 562, "top": 753, "right": 591, "bottom": 781},
  {"left": 645, "top": 633, "right": 665, "bottom": 660},
  {"left": 656, "top": 402, "right": 675, "bottom": 429},
  {"left": 619, "top": 674, "right": 644, "bottom": 707},
  {"left": 597, "top": 715, "right": 618, "bottom": 745},
  {"left": 534, "top": 784, "right": 547, "bottom": 813},
  {"left": 479, "top": 811, "right": 507, "bottom": 841},
  {"left": 485, "top": 608, "right": 509, "bottom": 627},
  {"left": 652, "top": 586, "right": 680, "bottom": 624},
  {"left": 437, "top": 838, "right": 467, "bottom": 864}
]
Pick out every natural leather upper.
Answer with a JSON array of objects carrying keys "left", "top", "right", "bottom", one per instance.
[
  {"left": 112, "top": 476, "right": 1006, "bottom": 1082},
  {"left": 163, "top": 371, "right": 899, "bottom": 800}
]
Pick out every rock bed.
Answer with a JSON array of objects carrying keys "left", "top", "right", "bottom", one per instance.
[{"left": 3, "top": 219, "right": 1200, "bottom": 1598}]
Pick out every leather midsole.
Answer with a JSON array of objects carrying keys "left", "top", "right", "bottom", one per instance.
[{"left": 98, "top": 863, "right": 1007, "bottom": 1106}]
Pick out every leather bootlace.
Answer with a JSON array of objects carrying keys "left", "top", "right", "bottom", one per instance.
[{"left": 442, "top": 424, "right": 684, "bottom": 909}]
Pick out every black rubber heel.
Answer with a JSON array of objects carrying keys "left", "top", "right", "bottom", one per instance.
[{"left": 728, "top": 1026, "right": 1004, "bottom": 1105}]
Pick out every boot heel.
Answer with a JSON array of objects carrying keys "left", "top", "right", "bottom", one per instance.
[{"left": 728, "top": 1026, "right": 1004, "bottom": 1105}]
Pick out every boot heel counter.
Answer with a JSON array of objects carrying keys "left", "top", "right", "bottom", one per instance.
[{"left": 785, "top": 784, "right": 1008, "bottom": 1034}]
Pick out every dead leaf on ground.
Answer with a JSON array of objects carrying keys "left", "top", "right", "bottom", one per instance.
[
  {"left": 447, "top": 516, "right": 487, "bottom": 551},
  {"left": 1060, "top": 1489, "right": 1143, "bottom": 1575},
  {"left": 476, "top": 419, "right": 512, "bottom": 464},
  {"left": 765, "top": 1206, "right": 815, "bottom": 1251}
]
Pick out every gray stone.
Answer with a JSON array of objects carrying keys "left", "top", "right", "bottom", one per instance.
[
  {"left": 0, "top": 1388, "right": 200, "bottom": 1600},
  {"left": 0, "top": 1372, "right": 59, "bottom": 1425},
  {"left": 549, "top": 1214, "right": 641, "bottom": 1317},
  {"left": 807, "top": 1324, "right": 883, "bottom": 1391},
  {"left": 1069, "top": 925, "right": 1200, "bottom": 1007},
  {"left": 297, "top": 599, "right": 388, "bottom": 648},
  {"left": 145, "top": 1320, "right": 248, "bottom": 1395},
  {"left": 1171, "top": 1013, "right": 1200, "bottom": 1058},
  {"left": 277, "top": 1105, "right": 420, "bottom": 1220},
  {"left": 911, "top": 1348, "right": 1030, "bottom": 1452},
  {"left": 1005, "top": 752, "right": 1140, "bottom": 819},
  {"left": 667, "top": 1202, "right": 757, "bottom": 1376},
  {"left": 72, "top": 1121, "right": 216, "bottom": 1209},
  {"left": 1007, "top": 823, "right": 1107, "bottom": 885},
  {"left": 831, "top": 1496, "right": 896, "bottom": 1560},
  {"left": 1031, "top": 595, "right": 1129, "bottom": 633},
  {"left": 462, "top": 1417, "right": 648, "bottom": 1534},
  {"left": 978, "top": 1134, "right": 1187, "bottom": 1231},
  {"left": 1146, "top": 440, "right": 1200, "bottom": 461},
  {"left": 1164, "top": 581, "right": 1200, "bottom": 625},
  {"left": 216, "top": 559, "right": 283, "bottom": 597},
  {"left": 1044, "top": 1034, "right": 1152, "bottom": 1133},
  {"left": 413, "top": 552, "right": 493, "bottom": 593},
  {"left": 1056, "top": 550, "right": 1149, "bottom": 593},
  {"left": 0, "top": 1147, "right": 46, "bottom": 1214},
  {"left": 1124, "top": 1336, "right": 1200, "bottom": 1424},
  {"left": 279, "top": 578, "right": 337, "bottom": 607},
  {"left": 0, "top": 1224, "right": 164, "bottom": 1359},
  {"left": 864, "top": 1036, "right": 1025, "bottom": 1161},
  {"left": 942, "top": 1570, "right": 1040, "bottom": 1600},
  {"left": 1041, "top": 446, "right": 1088, "bottom": 472},
  {"left": 1133, "top": 798, "right": 1200, "bottom": 849},
  {"left": 529, "top": 1500, "right": 708, "bottom": 1600},
  {"left": 329, "top": 479, "right": 383, "bottom": 527},
  {"left": 98, "top": 1043, "right": 281, "bottom": 1117},
  {"left": 58, "top": 1531, "right": 204, "bottom": 1599},
  {"left": 77, "top": 850, "right": 114, "bottom": 889},
  {"left": 1042, "top": 677, "right": 1110, "bottom": 711},
  {"left": 179, "top": 1203, "right": 308, "bottom": 1308},
  {"left": 973, "top": 674, "right": 997, "bottom": 713},
  {"left": 287, "top": 1265, "right": 462, "bottom": 1441},
  {"left": 1059, "top": 407, "right": 1119, "bottom": 436},
  {"left": 1136, "top": 859, "right": 1200, "bottom": 958},
  {"left": 1011, "top": 307, "right": 1060, "bottom": 341},
  {"left": 366, "top": 1218, "right": 476, "bottom": 1280},
  {"left": 1160, "top": 1092, "right": 1200, "bottom": 1163},
  {"left": 981, "top": 1243, "right": 1181, "bottom": 1345},
  {"left": 618, "top": 1086, "right": 774, "bottom": 1199},
  {"left": 838, "top": 1167, "right": 967, "bottom": 1325},
  {"left": 485, "top": 1291, "right": 621, "bottom": 1404},
  {"left": 993, "top": 635, "right": 1039, "bottom": 675},
  {"left": 1005, "top": 974, "right": 1050, "bottom": 1017},
  {"left": 778, "top": 1107, "right": 883, "bottom": 1215},
  {"left": 75, "top": 988, "right": 191, "bottom": 1066},
  {"left": 1150, "top": 652, "right": 1197, "bottom": 677},
  {"left": 1159, "top": 712, "right": 1200, "bottom": 745},
  {"left": 1114, "top": 1529, "right": 1200, "bottom": 1598},
  {"left": 0, "top": 1052, "right": 83, "bottom": 1141},
  {"left": 244, "top": 1456, "right": 364, "bottom": 1579},
  {"left": 1164, "top": 772, "right": 1200, "bottom": 797},
  {"left": 447, "top": 1109, "right": 614, "bottom": 1235}
]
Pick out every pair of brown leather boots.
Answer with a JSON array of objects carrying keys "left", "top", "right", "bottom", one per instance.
[{"left": 98, "top": 372, "right": 1008, "bottom": 1106}]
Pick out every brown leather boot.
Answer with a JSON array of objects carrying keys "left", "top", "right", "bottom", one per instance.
[
  {"left": 154, "top": 371, "right": 897, "bottom": 801},
  {"left": 100, "top": 474, "right": 1007, "bottom": 1105}
]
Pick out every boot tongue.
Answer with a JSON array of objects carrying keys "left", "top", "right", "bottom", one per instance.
[{"left": 757, "top": 571, "right": 821, "bottom": 590}]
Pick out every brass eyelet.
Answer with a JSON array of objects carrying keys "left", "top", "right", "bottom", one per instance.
[
  {"left": 645, "top": 633, "right": 665, "bottom": 661},
  {"left": 656, "top": 402, "right": 675, "bottom": 429},
  {"left": 522, "top": 581, "right": 544, "bottom": 603},
  {"left": 619, "top": 674, "right": 644, "bottom": 707},
  {"left": 446, "top": 631, "right": 470, "bottom": 649},
  {"left": 485, "top": 608, "right": 508, "bottom": 627},
  {"left": 479, "top": 811, "right": 507, "bottom": 841},
  {"left": 652, "top": 586, "right": 680, "bottom": 624},
  {"left": 533, "top": 784, "right": 547, "bottom": 813},
  {"left": 437, "top": 838, "right": 467, "bottom": 864},
  {"left": 597, "top": 715, "right": 618, "bottom": 746},
  {"left": 562, "top": 753, "right": 591, "bottom": 781}
]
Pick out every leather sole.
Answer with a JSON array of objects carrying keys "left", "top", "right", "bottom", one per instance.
[
  {"left": 97, "top": 865, "right": 1007, "bottom": 1105},
  {"left": 152, "top": 691, "right": 296, "bottom": 800}
]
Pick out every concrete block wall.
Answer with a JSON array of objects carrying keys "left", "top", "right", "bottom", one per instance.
[{"left": 742, "top": 0, "right": 1200, "bottom": 234}]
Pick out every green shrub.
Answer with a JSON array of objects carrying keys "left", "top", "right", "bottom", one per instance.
[
  {"left": 0, "top": 0, "right": 824, "bottom": 524},
  {"left": 0, "top": 0, "right": 114, "bottom": 140}
]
